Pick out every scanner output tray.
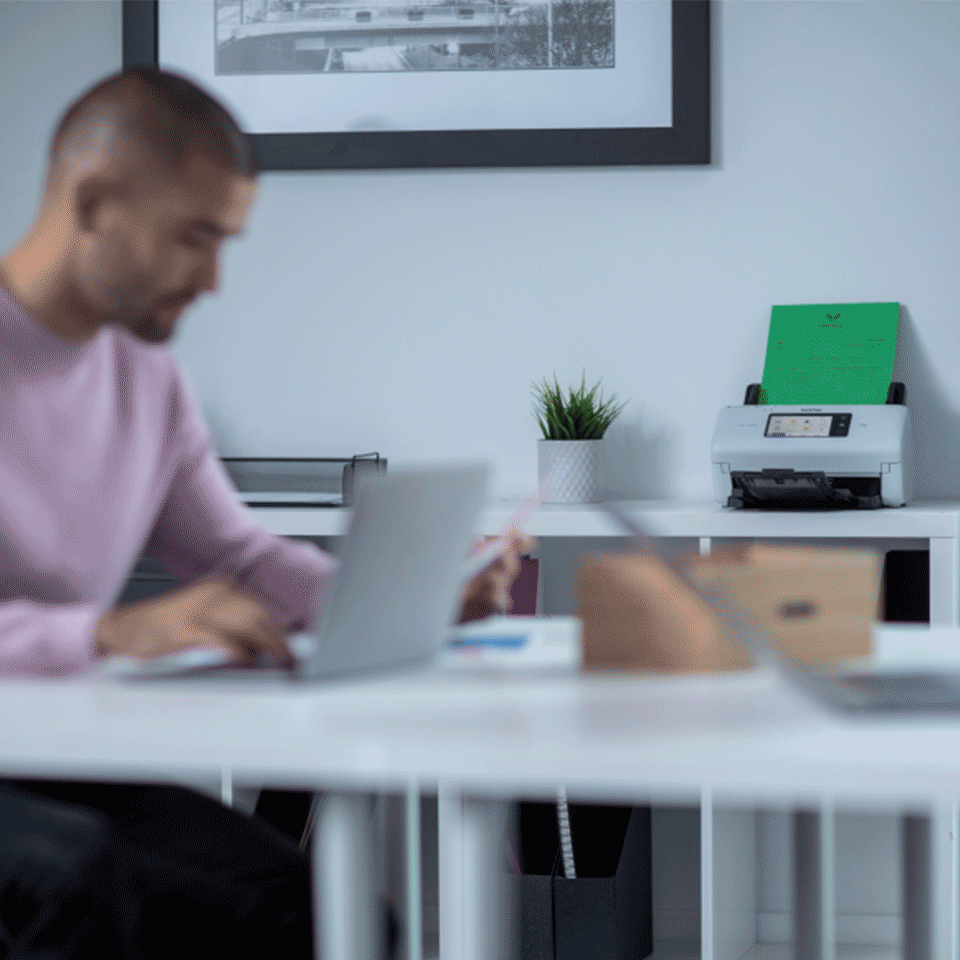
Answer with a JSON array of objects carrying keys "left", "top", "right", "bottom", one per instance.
[{"left": 729, "top": 469, "right": 883, "bottom": 510}]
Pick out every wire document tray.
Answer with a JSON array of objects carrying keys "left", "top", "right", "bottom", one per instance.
[{"left": 221, "top": 453, "right": 386, "bottom": 507}]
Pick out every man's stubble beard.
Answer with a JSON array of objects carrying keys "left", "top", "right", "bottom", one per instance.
[
  {"left": 128, "top": 313, "right": 171, "bottom": 344},
  {"left": 91, "top": 269, "right": 170, "bottom": 344}
]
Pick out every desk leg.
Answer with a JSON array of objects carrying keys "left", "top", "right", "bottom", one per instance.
[
  {"left": 704, "top": 792, "right": 760, "bottom": 960},
  {"left": 405, "top": 782, "right": 423, "bottom": 960},
  {"left": 792, "top": 806, "right": 835, "bottom": 960},
  {"left": 928, "top": 537, "right": 959, "bottom": 626},
  {"left": 438, "top": 786, "right": 516, "bottom": 960},
  {"left": 902, "top": 803, "right": 958, "bottom": 960},
  {"left": 313, "top": 791, "right": 382, "bottom": 960}
]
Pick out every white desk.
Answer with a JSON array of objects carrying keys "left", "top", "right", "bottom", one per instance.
[
  {"left": 2, "top": 622, "right": 960, "bottom": 960},
  {"left": 250, "top": 500, "right": 960, "bottom": 625}
]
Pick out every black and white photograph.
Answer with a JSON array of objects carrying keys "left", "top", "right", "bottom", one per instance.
[
  {"left": 214, "top": 0, "right": 615, "bottom": 74},
  {"left": 158, "top": 0, "right": 669, "bottom": 133},
  {"left": 136, "top": 0, "right": 707, "bottom": 167}
]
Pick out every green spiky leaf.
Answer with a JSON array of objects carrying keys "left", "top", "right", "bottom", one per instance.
[{"left": 531, "top": 370, "right": 628, "bottom": 441}]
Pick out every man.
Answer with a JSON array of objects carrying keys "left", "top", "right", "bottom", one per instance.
[{"left": 0, "top": 67, "right": 531, "bottom": 958}]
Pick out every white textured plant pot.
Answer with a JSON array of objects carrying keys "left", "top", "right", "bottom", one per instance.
[{"left": 538, "top": 439, "right": 604, "bottom": 503}]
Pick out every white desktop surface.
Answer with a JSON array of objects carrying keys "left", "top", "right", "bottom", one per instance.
[
  {"left": 510, "top": 499, "right": 960, "bottom": 540},
  {"left": 248, "top": 498, "right": 960, "bottom": 539},
  {"left": 3, "top": 622, "right": 960, "bottom": 810}
]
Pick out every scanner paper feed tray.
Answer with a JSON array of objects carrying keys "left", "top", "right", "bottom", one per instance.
[{"left": 729, "top": 469, "right": 883, "bottom": 510}]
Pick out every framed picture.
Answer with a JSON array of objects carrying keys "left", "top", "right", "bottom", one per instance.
[{"left": 122, "top": 0, "right": 709, "bottom": 170}]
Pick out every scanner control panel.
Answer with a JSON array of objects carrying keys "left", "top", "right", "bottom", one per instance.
[{"left": 765, "top": 413, "right": 852, "bottom": 438}]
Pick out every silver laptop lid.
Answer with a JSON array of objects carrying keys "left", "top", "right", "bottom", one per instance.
[{"left": 295, "top": 462, "right": 491, "bottom": 681}]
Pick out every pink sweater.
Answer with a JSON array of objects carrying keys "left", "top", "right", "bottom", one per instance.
[{"left": 0, "top": 283, "right": 336, "bottom": 676}]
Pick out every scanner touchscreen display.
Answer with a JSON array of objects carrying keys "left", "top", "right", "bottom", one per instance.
[{"left": 765, "top": 413, "right": 851, "bottom": 438}]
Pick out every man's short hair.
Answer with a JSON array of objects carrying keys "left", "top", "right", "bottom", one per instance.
[{"left": 50, "top": 67, "right": 257, "bottom": 180}]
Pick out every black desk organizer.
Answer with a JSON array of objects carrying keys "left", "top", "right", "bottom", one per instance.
[{"left": 515, "top": 802, "right": 653, "bottom": 960}]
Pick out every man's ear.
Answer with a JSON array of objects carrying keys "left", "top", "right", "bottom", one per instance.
[{"left": 74, "top": 176, "right": 120, "bottom": 234}]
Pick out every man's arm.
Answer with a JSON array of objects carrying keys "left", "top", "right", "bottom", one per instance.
[
  {"left": 141, "top": 366, "right": 336, "bottom": 634},
  {"left": 0, "top": 600, "right": 103, "bottom": 676}
]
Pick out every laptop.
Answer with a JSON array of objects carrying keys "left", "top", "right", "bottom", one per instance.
[
  {"left": 102, "top": 463, "right": 491, "bottom": 683},
  {"left": 599, "top": 498, "right": 960, "bottom": 715}
]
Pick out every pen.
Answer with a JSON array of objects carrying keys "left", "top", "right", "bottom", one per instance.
[{"left": 460, "top": 492, "right": 540, "bottom": 587}]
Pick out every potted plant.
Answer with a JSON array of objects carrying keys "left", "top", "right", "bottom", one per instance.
[{"left": 532, "top": 371, "right": 628, "bottom": 503}]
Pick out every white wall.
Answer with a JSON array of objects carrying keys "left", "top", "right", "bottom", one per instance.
[
  {"left": 3, "top": 1, "right": 960, "bottom": 500},
  {"left": 0, "top": 2, "right": 122, "bottom": 228}
]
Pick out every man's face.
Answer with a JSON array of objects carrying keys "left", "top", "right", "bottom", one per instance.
[{"left": 75, "top": 153, "right": 256, "bottom": 344}]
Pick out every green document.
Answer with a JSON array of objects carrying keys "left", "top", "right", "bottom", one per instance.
[{"left": 758, "top": 302, "right": 900, "bottom": 405}]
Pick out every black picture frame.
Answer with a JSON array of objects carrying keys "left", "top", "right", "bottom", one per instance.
[{"left": 122, "top": 0, "right": 710, "bottom": 171}]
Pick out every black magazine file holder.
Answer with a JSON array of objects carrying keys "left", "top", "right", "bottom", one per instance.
[{"left": 515, "top": 802, "right": 653, "bottom": 960}]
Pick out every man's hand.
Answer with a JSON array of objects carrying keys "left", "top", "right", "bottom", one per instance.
[
  {"left": 458, "top": 532, "right": 535, "bottom": 623},
  {"left": 94, "top": 577, "right": 287, "bottom": 663}
]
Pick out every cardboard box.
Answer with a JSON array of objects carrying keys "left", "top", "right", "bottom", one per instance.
[{"left": 577, "top": 544, "right": 881, "bottom": 674}]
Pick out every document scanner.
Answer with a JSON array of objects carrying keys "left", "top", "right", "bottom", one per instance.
[{"left": 711, "top": 382, "right": 913, "bottom": 509}]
